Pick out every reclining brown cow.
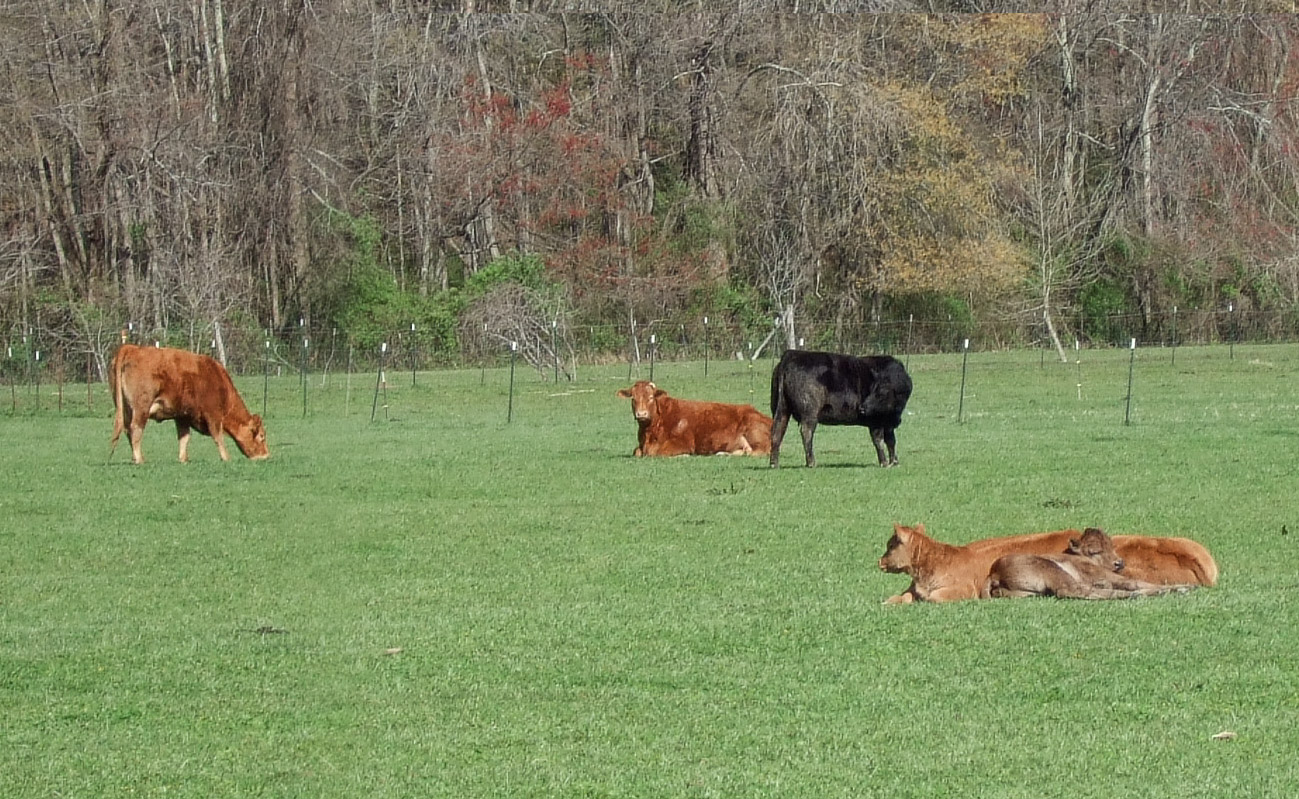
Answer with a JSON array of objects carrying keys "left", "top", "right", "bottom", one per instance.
[
  {"left": 616, "top": 381, "right": 772, "bottom": 457},
  {"left": 878, "top": 523, "right": 1215, "bottom": 604},
  {"left": 981, "top": 527, "right": 1194, "bottom": 600}
]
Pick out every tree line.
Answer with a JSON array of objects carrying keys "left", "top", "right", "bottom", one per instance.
[{"left": 3, "top": 5, "right": 1298, "bottom": 373}]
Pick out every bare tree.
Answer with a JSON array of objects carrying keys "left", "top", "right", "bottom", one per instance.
[{"left": 459, "top": 282, "right": 574, "bottom": 378}]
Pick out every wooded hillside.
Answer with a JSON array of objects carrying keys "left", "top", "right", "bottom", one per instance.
[{"left": 4, "top": 6, "right": 1298, "bottom": 367}]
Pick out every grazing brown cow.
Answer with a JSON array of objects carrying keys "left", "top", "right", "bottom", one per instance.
[
  {"left": 615, "top": 381, "right": 772, "bottom": 457},
  {"left": 981, "top": 528, "right": 1195, "bottom": 600},
  {"left": 878, "top": 524, "right": 1215, "bottom": 604},
  {"left": 110, "top": 344, "right": 269, "bottom": 464}
]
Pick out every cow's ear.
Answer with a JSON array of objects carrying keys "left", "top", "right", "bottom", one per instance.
[
  {"left": 894, "top": 524, "right": 913, "bottom": 541},
  {"left": 616, "top": 388, "right": 632, "bottom": 398},
  {"left": 1068, "top": 538, "right": 1081, "bottom": 551},
  {"left": 653, "top": 387, "right": 667, "bottom": 398}
]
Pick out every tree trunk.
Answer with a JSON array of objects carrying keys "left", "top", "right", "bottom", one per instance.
[
  {"left": 1043, "top": 307, "right": 1068, "bottom": 363},
  {"left": 213, "top": 319, "right": 227, "bottom": 366},
  {"left": 1138, "top": 72, "right": 1161, "bottom": 237},
  {"left": 285, "top": 30, "right": 311, "bottom": 325},
  {"left": 685, "top": 38, "right": 720, "bottom": 199},
  {"left": 780, "top": 303, "right": 796, "bottom": 349}
]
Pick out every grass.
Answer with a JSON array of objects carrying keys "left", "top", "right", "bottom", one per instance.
[{"left": 2, "top": 344, "right": 1297, "bottom": 797}]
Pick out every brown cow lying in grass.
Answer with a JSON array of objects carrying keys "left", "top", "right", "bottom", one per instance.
[
  {"left": 981, "top": 527, "right": 1195, "bottom": 600},
  {"left": 615, "top": 380, "right": 772, "bottom": 457},
  {"left": 878, "top": 523, "right": 1215, "bottom": 604},
  {"left": 1101, "top": 534, "right": 1218, "bottom": 587}
]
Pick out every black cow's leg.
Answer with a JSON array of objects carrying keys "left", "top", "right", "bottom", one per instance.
[
  {"left": 769, "top": 413, "right": 790, "bottom": 468},
  {"left": 870, "top": 428, "right": 889, "bottom": 466},
  {"left": 799, "top": 420, "right": 818, "bottom": 467},
  {"left": 871, "top": 427, "right": 899, "bottom": 466}
]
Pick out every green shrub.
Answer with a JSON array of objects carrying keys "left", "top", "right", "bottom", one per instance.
[{"left": 1079, "top": 279, "right": 1131, "bottom": 345}]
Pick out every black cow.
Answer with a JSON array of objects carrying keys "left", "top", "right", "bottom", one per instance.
[{"left": 769, "top": 350, "right": 913, "bottom": 468}]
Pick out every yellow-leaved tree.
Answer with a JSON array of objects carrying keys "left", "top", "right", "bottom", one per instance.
[{"left": 850, "top": 80, "right": 1027, "bottom": 309}]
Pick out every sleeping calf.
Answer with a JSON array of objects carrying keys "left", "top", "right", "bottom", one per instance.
[{"left": 981, "top": 528, "right": 1193, "bottom": 600}]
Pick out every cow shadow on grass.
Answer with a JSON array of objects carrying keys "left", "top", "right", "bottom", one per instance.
[
  {"left": 604, "top": 454, "right": 890, "bottom": 468},
  {"left": 788, "top": 461, "right": 892, "bottom": 470}
]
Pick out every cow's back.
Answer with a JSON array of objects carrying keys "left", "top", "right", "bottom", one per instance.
[
  {"left": 1112, "top": 535, "right": 1218, "bottom": 586},
  {"left": 945, "top": 531, "right": 1080, "bottom": 594},
  {"left": 179, "top": 351, "right": 239, "bottom": 417},
  {"left": 772, "top": 350, "right": 851, "bottom": 422},
  {"left": 964, "top": 530, "right": 1079, "bottom": 555},
  {"left": 656, "top": 396, "right": 772, "bottom": 455},
  {"left": 118, "top": 345, "right": 238, "bottom": 419},
  {"left": 771, "top": 349, "right": 910, "bottom": 426}
]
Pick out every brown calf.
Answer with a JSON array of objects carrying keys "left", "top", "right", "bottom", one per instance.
[
  {"left": 981, "top": 528, "right": 1194, "bottom": 600},
  {"left": 878, "top": 524, "right": 1216, "bottom": 604}
]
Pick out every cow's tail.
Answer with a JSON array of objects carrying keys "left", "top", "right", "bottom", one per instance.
[
  {"left": 108, "top": 347, "right": 127, "bottom": 460},
  {"left": 770, "top": 353, "right": 787, "bottom": 419}
]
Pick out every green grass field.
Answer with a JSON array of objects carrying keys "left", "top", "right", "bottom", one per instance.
[{"left": 3, "top": 344, "right": 1297, "bottom": 797}]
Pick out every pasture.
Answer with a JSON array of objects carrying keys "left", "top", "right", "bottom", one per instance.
[{"left": 2, "top": 344, "right": 1297, "bottom": 798}]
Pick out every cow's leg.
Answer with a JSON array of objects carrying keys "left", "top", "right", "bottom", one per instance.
[
  {"left": 882, "top": 427, "right": 899, "bottom": 466},
  {"left": 176, "top": 421, "right": 192, "bottom": 463},
  {"left": 799, "top": 419, "right": 818, "bottom": 467},
  {"left": 870, "top": 428, "right": 890, "bottom": 466},
  {"left": 988, "top": 587, "right": 1041, "bottom": 599},
  {"left": 883, "top": 590, "right": 917, "bottom": 605},
  {"left": 128, "top": 406, "right": 149, "bottom": 464},
  {"left": 769, "top": 413, "right": 791, "bottom": 468},
  {"left": 920, "top": 584, "right": 983, "bottom": 603},
  {"left": 211, "top": 422, "right": 232, "bottom": 461},
  {"left": 1051, "top": 580, "right": 1187, "bottom": 600},
  {"left": 1052, "top": 585, "right": 1146, "bottom": 600},
  {"left": 1106, "top": 578, "right": 1193, "bottom": 596}
]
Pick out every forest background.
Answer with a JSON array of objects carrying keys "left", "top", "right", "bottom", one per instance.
[{"left": 4, "top": 6, "right": 1299, "bottom": 378}]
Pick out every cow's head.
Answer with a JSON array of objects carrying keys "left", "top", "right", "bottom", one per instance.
[
  {"left": 616, "top": 381, "right": 665, "bottom": 424},
  {"left": 878, "top": 523, "right": 925, "bottom": 573},
  {"left": 1067, "top": 527, "right": 1123, "bottom": 572},
  {"left": 233, "top": 414, "right": 271, "bottom": 460}
]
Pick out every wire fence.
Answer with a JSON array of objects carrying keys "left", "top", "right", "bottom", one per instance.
[{"left": 3, "top": 307, "right": 1298, "bottom": 403}]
